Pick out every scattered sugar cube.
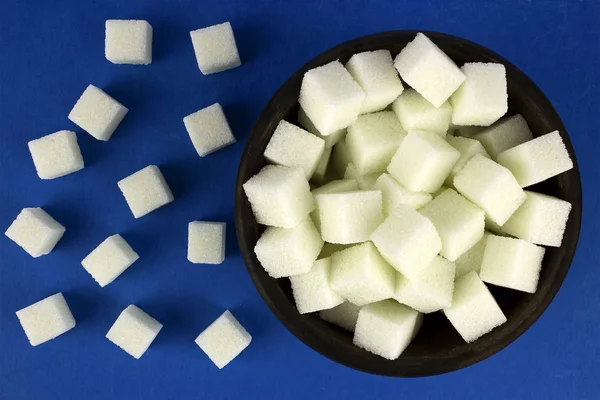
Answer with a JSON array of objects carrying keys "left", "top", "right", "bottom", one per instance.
[
  {"left": 345, "top": 50, "right": 404, "bottom": 114},
  {"left": 445, "top": 135, "right": 490, "bottom": 186},
  {"left": 319, "top": 302, "right": 361, "bottom": 331},
  {"left": 454, "top": 154, "right": 525, "bottom": 225},
  {"left": 106, "top": 305, "right": 163, "bottom": 359},
  {"left": 184, "top": 103, "right": 236, "bottom": 157},
  {"left": 118, "top": 165, "right": 174, "bottom": 218},
  {"left": 394, "top": 256, "right": 456, "bottom": 313},
  {"left": 387, "top": 130, "right": 460, "bottom": 193},
  {"left": 394, "top": 33, "right": 465, "bottom": 108},
  {"left": 16, "top": 293, "right": 75, "bottom": 346},
  {"left": 370, "top": 205, "right": 441, "bottom": 278},
  {"left": 81, "top": 234, "right": 139, "bottom": 287},
  {"left": 190, "top": 22, "right": 241, "bottom": 75},
  {"left": 297, "top": 107, "right": 347, "bottom": 148},
  {"left": 290, "top": 257, "right": 344, "bottom": 314},
  {"left": 68, "top": 84, "right": 128, "bottom": 141},
  {"left": 472, "top": 114, "right": 533, "bottom": 159},
  {"left": 311, "top": 179, "right": 358, "bottom": 231},
  {"left": 28, "top": 130, "right": 84, "bottom": 179},
  {"left": 243, "top": 165, "right": 313, "bottom": 228},
  {"left": 392, "top": 88, "right": 452, "bottom": 135},
  {"left": 254, "top": 218, "right": 323, "bottom": 278},
  {"left": 299, "top": 60, "right": 365, "bottom": 136},
  {"left": 497, "top": 131, "right": 573, "bottom": 187},
  {"left": 316, "top": 190, "right": 383, "bottom": 244},
  {"left": 5, "top": 208, "right": 65, "bottom": 258},
  {"left": 311, "top": 146, "right": 332, "bottom": 184},
  {"left": 105, "top": 20, "right": 152, "bottom": 65},
  {"left": 353, "top": 300, "right": 422, "bottom": 360},
  {"left": 188, "top": 222, "right": 226, "bottom": 264},
  {"left": 331, "top": 139, "right": 352, "bottom": 176},
  {"left": 373, "top": 173, "right": 431, "bottom": 216},
  {"left": 450, "top": 62, "right": 508, "bottom": 126},
  {"left": 501, "top": 191, "right": 571, "bottom": 247},
  {"left": 195, "top": 310, "right": 251, "bottom": 369},
  {"left": 480, "top": 235, "right": 545, "bottom": 293},
  {"left": 330, "top": 242, "right": 396, "bottom": 306},
  {"left": 454, "top": 233, "right": 490, "bottom": 278}
]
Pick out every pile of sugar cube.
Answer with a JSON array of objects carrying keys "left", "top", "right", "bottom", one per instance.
[
  {"left": 244, "top": 32, "right": 574, "bottom": 360},
  {"left": 6, "top": 19, "right": 251, "bottom": 369}
]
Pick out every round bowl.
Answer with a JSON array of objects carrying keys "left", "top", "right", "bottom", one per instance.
[{"left": 235, "top": 31, "right": 582, "bottom": 376}]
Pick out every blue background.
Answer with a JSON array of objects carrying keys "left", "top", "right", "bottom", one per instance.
[{"left": 1, "top": 0, "right": 598, "bottom": 399}]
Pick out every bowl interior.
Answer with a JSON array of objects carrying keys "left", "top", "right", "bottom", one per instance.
[{"left": 235, "top": 31, "right": 582, "bottom": 376}]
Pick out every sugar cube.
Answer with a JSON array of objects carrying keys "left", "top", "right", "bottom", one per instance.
[
  {"left": 310, "top": 179, "right": 358, "bottom": 231},
  {"left": 105, "top": 20, "right": 152, "bottom": 65},
  {"left": 290, "top": 257, "right": 345, "bottom": 314},
  {"left": 188, "top": 222, "right": 226, "bottom": 264},
  {"left": 297, "top": 107, "right": 346, "bottom": 148},
  {"left": 16, "top": 293, "right": 75, "bottom": 346},
  {"left": 392, "top": 88, "right": 452, "bottom": 135},
  {"left": 319, "top": 302, "right": 361, "bottom": 331},
  {"left": 28, "top": 130, "right": 84, "bottom": 179},
  {"left": 184, "top": 103, "right": 236, "bottom": 157},
  {"left": 373, "top": 173, "right": 431, "bottom": 216},
  {"left": 195, "top": 310, "right": 251, "bottom": 369},
  {"left": 118, "top": 165, "right": 174, "bottom": 218},
  {"left": 190, "top": 22, "right": 241, "bottom": 75},
  {"left": 454, "top": 233, "right": 490, "bottom": 278},
  {"left": 311, "top": 146, "right": 332, "bottom": 184},
  {"left": 5, "top": 208, "right": 65, "bottom": 258},
  {"left": 106, "top": 305, "right": 163, "bottom": 359},
  {"left": 472, "top": 114, "right": 533, "bottom": 159},
  {"left": 81, "top": 234, "right": 139, "bottom": 287},
  {"left": 445, "top": 135, "right": 490, "bottom": 186},
  {"left": 331, "top": 139, "right": 352, "bottom": 177}
]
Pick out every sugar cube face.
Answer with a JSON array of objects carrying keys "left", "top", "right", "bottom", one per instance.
[
  {"left": 106, "top": 305, "right": 163, "bottom": 359},
  {"left": 370, "top": 205, "right": 441, "bottom": 278},
  {"left": 454, "top": 233, "right": 490, "bottom": 278},
  {"left": 316, "top": 190, "right": 383, "bottom": 244},
  {"left": 243, "top": 165, "right": 313, "bottom": 228},
  {"left": 394, "top": 256, "right": 456, "bottom": 313},
  {"left": 346, "top": 111, "right": 406, "bottom": 176},
  {"left": 118, "top": 165, "right": 174, "bottom": 218},
  {"left": 254, "top": 218, "right": 323, "bottom": 278},
  {"left": 184, "top": 103, "right": 236, "bottom": 157},
  {"left": 501, "top": 191, "right": 571, "bottom": 247},
  {"left": 297, "top": 107, "right": 346, "bottom": 148},
  {"left": 290, "top": 257, "right": 344, "bottom": 314},
  {"left": 195, "top": 311, "right": 251, "bottom": 369},
  {"left": 472, "top": 114, "right": 533, "bottom": 159},
  {"left": 68, "top": 85, "right": 128, "bottom": 141},
  {"left": 454, "top": 154, "right": 526, "bottom": 225},
  {"left": 310, "top": 179, "right": 358, "bottom": 231},
  {"left": 16, "top": 293, "right": 75, "bottom": 346},
  {"left": 190, "top": 22, "right": 241, "bottom": 75},
  {"left": 419, "top": 188, "right": 485, "bottom": 261},
  {"left": 345, "top": 50, "right": 404, "bottom": 114},
  {"left": 311, "top": 146, "right": 332, "bottom": 184},
  {"left": 392, "top": 88, "right": 452, "bottom": 135},
  {"left": 445, "top": 135, "right": 490, "bottom": 186},
  {"left": 331, "top": 139, "right": 352, "bottom": 177},
  {"left": 81, "top": 234, "right": 139, "bottom": 287},
  {"left": 394, "top": 33, "right": 465, "bottom": 108},
  {"left": 330, "top": 242, "right": 396, "bottom": 306},
  {"left": 497, "top": 131, "right": 574, "bottom": 187},
  {"left": 264, "top": 120, "right": 325, "bottom": 179},
  {"left": 387, "top": 130, "right": 460, "bottom": 193},
  {"left": 299, "top": 60, "right": 365, "bottom": 136},
  {"left": 188, "top": 222, "right": 226, "bottom": 264},
  {"left": 450, "top": 62, "right": 508, "bottom": 126},
  {"left": 5, "top": 208, "right": 65, "bottom": 258},
  {"left": 353, "top": 300, "right": 422, "bottom": 360},
  {"left": 480, "top": 236, "right": 546, "bottom": 293},
  {"left": 105, "top": 20, "right": 152, "bottom": 65},
  {"left": 373, "top": 173, "right": 432, "bottom": 216},
  {"left": 319, "top": 302, "right": 361, "bottom": 331},
  {"left": 28, "top": 130, "right": 84, "bottom": 179}
]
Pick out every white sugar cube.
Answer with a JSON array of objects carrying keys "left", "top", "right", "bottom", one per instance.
[
  {"left": 472, "top": 114, "right": 533, "bottom": 159},
  {"left": 243, "top": 165, "right": 313, "bottom": 228},
  {"left": 16, "top": 293, "right": 75, "bottom": 346},
  {"left": 394, "top": 33, "right": 465, "bottom": 108},
  {"left": 28, "top": 130, "right": 84, "bottom": 179},
  {"left": 497, "top": 131, "right": 573, "bottom": 187},
  {"left": 311, "top": 178, "right": 358, "bottom": 231},
  {"left": 443, "top": 272, "right": 506, "bottom": 343},
  {"left": 394, "top": 256, "right": 456, "bottom": 313},
  {"left": 290, "top": 257, "right": 344, "bottom": 314},
  {"left": 312, "top": 146, "right": 332, "bottom": 184},
  {"left": 195, "top": 310, "right": 251, "bottom": 369},
  {"left": 190, "top": 22, "right": 241, "bottom": 75},
  {"left": 353, "top": 300, "right": 422, "bottom": 360},
  {"left": 118, "top": 165, "right": 174, "bottom": 218},
  {"left": 319, "top": 302, "right": 361, "bottom": 331},
  {"left": 81, "top": 234, "right": 139, "bottom": 287},
  {"left": 316, "top": 190, "right": 383, "bottom": 244},
  {"left": 370, "top": 205, "right": 441, "bottom": 278},
  {"left": 419, "top": 188, "right": 485, "bottom": 261},
  {"left": 184, "top": 103, "right": 236, "bottom": 157},
  {"left": 330, "top": 242, "right": 396, "bottom": 306},
  {"left": 68, "top": 84, "right": 128, "bottom": 141},
  {"left": 297, "top": 107, "right": 347, "bottom": 148},
  {"left": 345, "top": 50, "right": 404, "bottom": 114},
  {"left": 450, "top": 62, "right": 508, "bottom": 126},
  {"left": 501, "top": 191, "right": 571, "bottom": 247},
  {"left": 373, "top": 173, "right": 431, "bottom": 216},
  {"left": 480, "top": 235, "right": 545, "bottom": 293},
  {"left": 299, "top": 60, "right": 365, "bottom": 136},
  {"left": 254, "top": 218, "right": 323, "bottom": 278},
  {"left": 188, "top": 222, "right": 226, "bottom": 264},
  {"left": 264, "top": 120, "right": 325, "bottom": 179},
  {"left": 331, "top": 138, "right": 352, "bottom": 176},
  {"left": 392, "top": 88, "right": 452, "bottom": 135},
  {"left": 454, "top": 154, "right": 526, "bottom": 225},
  {"left": 106, "top": 305, "right": 162, "bottom": 359},
  {"left": 454, "top": 233, "right": 490, "bottom": 278},
  {"left": 445, "top": 135, "right": 490, "bottom": 186},
  {"left": 105, "top": 20, "right": 152, "bottom": 65},
  {"left": 387, "top": 130, "right": 460, "bottom": 193},
  {"left": 5, "top": 208, "right": 65, "bottom": 258}
]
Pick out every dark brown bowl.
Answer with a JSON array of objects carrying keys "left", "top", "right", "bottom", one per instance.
[{"left": 234, "top": 31, "right": 582, "bottom": 377}]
